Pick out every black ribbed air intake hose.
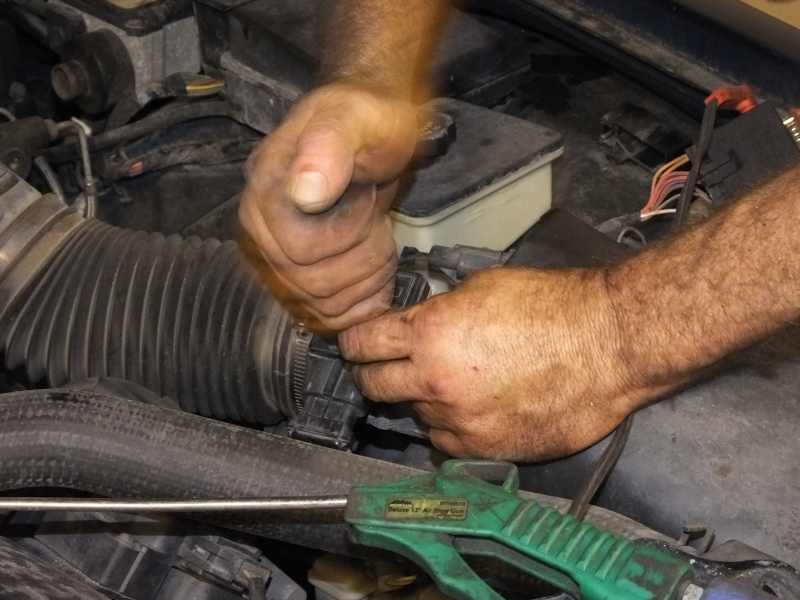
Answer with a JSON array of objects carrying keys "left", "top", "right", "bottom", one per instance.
[
  {"left": 0, "top": 218, "right": 297, "bottom": 425},
  {"left": 0, "top": 388, "right": 666, "bottom": 555},
  {"left": 0, "top": 388, "right": 401, "bottom": 553}
]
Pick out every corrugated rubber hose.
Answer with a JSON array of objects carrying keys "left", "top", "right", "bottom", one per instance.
[
  {"left": 0, "top": 387, "right": 369, "bottom": 551},
  {"left": 0, "top": 217, "right": 297, "bottom": 424},
  {"left": 0, "top": 387, "right": 668, "bottom": 554}
]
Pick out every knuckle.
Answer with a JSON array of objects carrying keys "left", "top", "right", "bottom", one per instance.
[
  {"left": 318, "top": 311, "right": 362, "bottom": 333},
  {"left": 246, "top": 144, "right": 290, "bottom": 193},
  {"left": 276, "top": 235, "right": 325, "bottom": 267},
  {"left": 353, "top": 365, "right": 370, "bottom": 389},
  {"left": 312, "top": 131, "right": 351, "bottom": 158},
  {"left": 342, "top": 293, "right": 391, "bottom": 330},
  {"left": 457, "top": 434, "right": 490, "bottom": 459},
  {"left": 298, "top": 124, "right": 351, "bottom": 158},
  {"left": 411, "top": 402, "right": 436, "bottom": 423},
  {"left": 413, "top": 303, "right": 447, "bottom": 341},
  {"left": 419, "top": 372, "right": 445, "bottom": 402},
  {"left": 338, "top": 329, "right": 360, "bottom": 360},
  {"left": 375, "top": 295, "right": 392, "bottom": 316},
  {"left": 301, "top": 276, "right": 339, "bottom": 299},
  {"left": 431, "top": 433, "right": 465, "bottom": 458},
  {"left": 458, "top": 420, "right": 484, "bottom": 440},
  {"left": 357, "top": 368, "right": 384, "bottom": 398},
  {"left": 313, "top": 294, "right": 354, "bottom": 318},
  {"left": 378, "top": 234, "right": 398, "bottom": 265},
  {"left": 315, "top": 317, "right": 341, "bottom": 332},
  {"left": 373, "top": 282, "right": 394, "bottom": 311}
]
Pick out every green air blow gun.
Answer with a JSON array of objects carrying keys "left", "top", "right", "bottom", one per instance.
[{"left": 345, "top": 460, "right": 693, "bottom": 600}]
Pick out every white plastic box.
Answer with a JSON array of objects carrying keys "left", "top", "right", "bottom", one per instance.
[{"left": 391, "top": 99, "right": 564, "bottom": 252}]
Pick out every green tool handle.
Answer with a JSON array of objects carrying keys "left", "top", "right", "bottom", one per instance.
[{"left": 346, "top": 460, "right": 692, "bottom": 600}]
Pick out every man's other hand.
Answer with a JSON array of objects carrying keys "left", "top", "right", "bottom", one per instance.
[
  {"left": 340, "top": 268, "right": 666, "bottom": 462},
  {"left": 240, "top": 82, "right": 417, "bottom": 331}
]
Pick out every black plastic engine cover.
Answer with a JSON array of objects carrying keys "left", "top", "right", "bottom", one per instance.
[
  {"left": 691, "top": 103, "right": 800, "bottom": 204},
  {"left": 196, "top": 0, "right": 532, "bottom": 132}
]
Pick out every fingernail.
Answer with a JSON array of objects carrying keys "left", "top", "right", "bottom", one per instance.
[{"left": 288, "top": 171, "right": 328, "bottom": 212}]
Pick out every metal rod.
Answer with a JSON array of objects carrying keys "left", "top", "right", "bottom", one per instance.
[
  {"left": 34, "top": 156, "right": 66, "bottom": 204},
  {"left": 56, "top": 119, "right": 96, "bottom": 218},
  {"left": 0, "top": 496, "right": 349, "bottom": 514}
]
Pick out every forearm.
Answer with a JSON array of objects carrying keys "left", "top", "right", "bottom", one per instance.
[
  {"left": 319, "top": 0, "right": 449, "bottom": 98},
  {"left": 608, "top": 166, "right": 800, "bottom": 391}
]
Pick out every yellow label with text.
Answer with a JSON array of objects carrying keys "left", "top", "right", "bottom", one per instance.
[{"left": 386, "top": 498, "right": 468, "bottom": 521}]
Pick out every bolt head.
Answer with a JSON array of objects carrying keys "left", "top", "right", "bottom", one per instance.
[{"left": 51, "top": 60, "right": 90, "bottom": 102}]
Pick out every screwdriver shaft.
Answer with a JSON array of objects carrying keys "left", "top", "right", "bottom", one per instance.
[{"left": 0, "top": 496, "right": 349, "bottom": 514}]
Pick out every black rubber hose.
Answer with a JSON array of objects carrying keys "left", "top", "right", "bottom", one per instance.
[
  {"left": 567, "top": 415, "right": 634, "bottom": 521},
  {"left": 46, "top": 100, "right": 236, "bottom": 164},
  {"left": 0, "top": 219, "right": 296, "bottom": 424},
  {"left": 673, "top": 99, "right": 718, "bottom": 230},
  {"left": 0, "top": 388, "right": 668, "bottom": 555},
  {"left": 0, "top": 388, "right": 359, "bottom": 549}
]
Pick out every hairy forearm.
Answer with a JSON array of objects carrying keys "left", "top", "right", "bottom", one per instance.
[
  {"left": 608, "top": 166, "right": 800, "bottom": 390},
  {"left": 320, "top": 0, "right": 449, "bottom": 98}
]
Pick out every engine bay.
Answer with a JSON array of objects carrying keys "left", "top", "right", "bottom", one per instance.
[{"left": 0, "top": 1, "right": 799, "bottom": 599}]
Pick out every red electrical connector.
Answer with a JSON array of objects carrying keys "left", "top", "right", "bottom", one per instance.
[{"left": 706, "top": 84, "right": 758, "bottom": 113}]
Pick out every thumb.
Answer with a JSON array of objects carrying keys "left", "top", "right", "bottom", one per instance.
[
  {"left": 286, "top": 110, "right": 358, "bottom": 214},
  {"left": 286, "top": 91, "right": 416, "bottom": 215}
]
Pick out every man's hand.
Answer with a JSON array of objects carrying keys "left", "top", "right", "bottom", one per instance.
[
  {"left": 240, "top": 82, "right": 417, "bottom": 331},
  {"left": 339, "top": 268, "right": 660, "bottom": 461},
  {"left": 341, "top": 165, "right": 800, "bottom": 462}
]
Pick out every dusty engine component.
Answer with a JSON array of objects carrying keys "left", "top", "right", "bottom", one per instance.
[
  {"left": 391, "top": 98, "right": 563, "bottom": 252},
  {"left": 20, "top": 510, "right": 306, "bottom": 600},
  {"left": 49, "top": 29, "right": 134, "bottom": 114},
  {"left": 0, "top": 116, "right": 58, "bottom": 178},
  {"left": 46, "top": 0, "right": 201, "bottom": 112},
  {"left": 688, "top": 102, "right": 800, "bottom": 203},
  {"left": 195, "top": 0, "right": 533, "bottom": 132}
]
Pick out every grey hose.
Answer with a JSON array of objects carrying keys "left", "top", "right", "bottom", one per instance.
[
  {"left": 0, "top": 388, "right": 668, "bottom": 554},
  {"left": 0, "top": 171, "right": 303, "bottom": 430},
  {"left": 0, "top": 218, "right": 298, "bottom": 424},
  {"left": 47, "top": 100, "right": 236, "bottom": 163},
  {"left": 0, "top": 389, "right": 354, "bottom": 545}
]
